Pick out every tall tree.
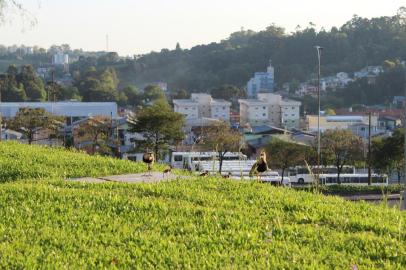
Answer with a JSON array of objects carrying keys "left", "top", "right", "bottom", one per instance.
[
  {"left": 203, "top": 122, "right": 242, "bottom": 174},
  {"left": 320, "top": 129, "right": 363, "bottom": 184},
  {"left": 73, "top": 116, "right": 112, "bottom": 155},
  {"left": 129, "top": 99, "right": 185, "bottom": 159},
  {"left": 266, "top": 139, "right": 310, "bottom": 182}
]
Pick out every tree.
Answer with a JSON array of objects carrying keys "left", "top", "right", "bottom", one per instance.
[
  {"left": 320, "top": 129, "right": 363, "bottom": 184},
  {"left": 143, "top": 85, "right": 166, "bottom": 104},
  {"left": 266, "top": 139, "right": 310, "bottom": 182},
  {"left": 210, "top": 84, "right": 246, "bottom": 101},
  {"left": 73, "top": 116, "right": 112, "bottom": 155},
  {"left": 122, "top": 85, "right": 141, "bottom": 106},
  {"left": 203, "top": 122, "right": 242, "bottom": 174},
  {"left": 372, "top": 129, "right": 404, "bottom": 183},
  {"left": 172, "top": 89, "right": 190, "bottom": 99},
  {"left": 7, "top": 108, "right": 64, "bottom": 144},
  {"left": 129, "top": 99, "right": 185, "bottom": 159}
]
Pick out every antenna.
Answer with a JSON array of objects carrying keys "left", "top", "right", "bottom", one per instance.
[{"left": 106, "top": 34, "right": 109, "bottom": 52}]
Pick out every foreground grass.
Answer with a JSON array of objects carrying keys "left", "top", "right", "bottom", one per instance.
[
  {"left": 0, "top": 179, "right": 405, "bottom": 269},
  {"left": 0, "top": 142, "right": 165, "bottom": 182},
  {"left": 0, "top": 142, "right": 405, "bottom": 268},
  {"left": 297, "top": 184, "right": 405, "bottom": 195}
]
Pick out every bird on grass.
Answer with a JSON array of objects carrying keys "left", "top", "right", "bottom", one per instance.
[
  {"left": 142, "top": 152, "right": 155, "bottom": 176},
  {"left": 199, "top": 170, "right": 209, "bottom": 177},
  {"left": 163, "top": 165, "right": 172, "bottom": 178},
  {"left": 222, "top": 172, "right": 232, "bottom": 179},
  {"left": 249, "top": 151, "right": 269, "bottom": 182}
]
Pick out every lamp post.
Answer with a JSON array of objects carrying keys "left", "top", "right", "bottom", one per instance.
[
  {"left": 403, "top": 67, "right": 406, "bottom": 210},
  {"left": 315, "top": 46, "right": 323, "bottom": 185},
  {"left": 0, "top": 78, "right": 2, "bottom": 142}
]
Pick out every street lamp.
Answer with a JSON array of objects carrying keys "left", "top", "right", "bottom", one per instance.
[{"left": 315, "top": 46, "right": 323, "bottom": 185}]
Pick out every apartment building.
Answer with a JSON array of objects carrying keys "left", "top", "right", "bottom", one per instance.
[
  {"left": 173, "top": 93, "right": 231, "bottom": 125},
  {"left": 239, "top": 93, "right": 301, "bottom": 129}
]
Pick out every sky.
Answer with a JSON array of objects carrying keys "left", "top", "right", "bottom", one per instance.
[{"left": 0, "top": 0, "right": 405, "bottom": 55}]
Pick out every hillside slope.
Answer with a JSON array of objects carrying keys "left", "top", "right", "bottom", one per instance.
[{"left": 0, "top": 143, "right": 404, "bottom": 269}]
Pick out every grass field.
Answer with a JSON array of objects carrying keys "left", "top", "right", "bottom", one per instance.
[
  {"left": 0, "top": 142, "right": 165, "bottom": 182},
  {"left": 0, "top": 142, "right": 405, "bottom": 269}
]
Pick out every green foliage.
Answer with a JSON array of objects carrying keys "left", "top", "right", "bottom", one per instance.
[
  {"left": 0, "top": 141, "right": 161, "bottom": 181},
  {"left": 321, "top": 130, "right": 364, "bottom": 184},
  {"left": 130, "top": 99, "right": 185, "bottom": 159},
  {"left": 266, "top": 139, "right": 310, "bottom": 180},
  {"left": 142, "top": 85, "right": 166, "bottom": 104},
  {"left": 203, "top": 122, "right": 242, "bottom": 173},
  {"left": 0, "top": 178, "right": 404, "bottom": 268},
  {"left": 6, "top": 107, "right": 64, "bottom": 144},
  {"left": 123, "top": 9, "right": 406, "bottom": 93},
  {"left": 372, "top": 129, "right": 404, "bottom": 182}
]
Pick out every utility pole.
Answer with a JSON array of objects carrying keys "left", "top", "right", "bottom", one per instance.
[
  {"left": 403, "top": 68, "right": 406, "bottom": 210},
  {"left": 368, "top": 112, "right": 372, "bottom": 185},
  {"left": 315, "top": 46, "right": 323, "bottom": 187}
]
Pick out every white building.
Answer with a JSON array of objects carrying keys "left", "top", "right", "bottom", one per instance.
[
  {"left": 306, "top": 115, "right": 378, "bottom": 133},
  {"left": 173, "top": 93, "right": 231, "bottom": 125},
  {"left": 0, "top": 102, "right": 118, "bottom": 119},
  {"left": 53, "top": 53, "right": 69, "bottom": 65},
  {"left": 239, "top": 93, "right": 301, "bottom": 129},
  {"left": 246, "top": 60, "right": 275, "bottom": 98}
]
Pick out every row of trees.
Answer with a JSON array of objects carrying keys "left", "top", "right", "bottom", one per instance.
[
  {"left": 266, "top": 129, "right": 404, "bottom": 184},
  {"left": 0, "top": 64, "right": 170, "bottom": 109}
]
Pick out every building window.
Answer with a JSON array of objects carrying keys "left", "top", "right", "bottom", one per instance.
[
  {"left": 263, "top": 113, "right": 266, "bottom": 116},
  {"left": 292, "top": 114, "right": 295, "bottom": 116},
  {"left": 255, "top": 107, "right": 258, "bottom": 110},
  {"left": 223, "top": 107, "right": 226, "bottom": 110},
  {"left": 263, "top": 106, "right": 266, "bottom": 109}
]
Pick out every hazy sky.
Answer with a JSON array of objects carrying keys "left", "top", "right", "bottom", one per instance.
[{"left": 0, "top": 0, "right": 405, "bottom": 55}]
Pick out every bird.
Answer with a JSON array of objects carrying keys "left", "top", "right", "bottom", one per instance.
[
  {"left": 163, "top": 165, "right": 172, "bottom": 178},
  {"left": 199, "top": 170, "right": 209, "bottom": 177},
  {"left": 249, "top": 151, "right": 269, "bottom": 182},
  {"left": 222, "top": 172, "right": 232, "bottom": 179},
  {"left": 142, "top": 152, "right": 155, "bottom": 176}
]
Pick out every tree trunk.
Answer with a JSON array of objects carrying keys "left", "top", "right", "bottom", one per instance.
[
  {"left": 154, "top": 134, "right": 159, "bottom": 163},
  {"left": 219, "top": 152, "right": 224, "bottom": 174},
  {"left": 28, "top": 131, "right": 33, "bottom": 145}
]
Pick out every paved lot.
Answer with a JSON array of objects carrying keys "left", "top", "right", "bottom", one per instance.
[{"left": 68, "top": 172, "right": 181, "bottom": 184}]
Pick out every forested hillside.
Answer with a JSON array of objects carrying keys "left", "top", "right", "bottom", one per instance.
[{"left": 127, "top": 8, "right": 406, "bottom": 91}]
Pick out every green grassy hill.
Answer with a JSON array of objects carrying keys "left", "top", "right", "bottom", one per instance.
[
  {"left": 0, "top": 142, "right": 405, "bottom": 269},
  {"left": 0, "top": 142, "right": 165, "bottom": 181}
]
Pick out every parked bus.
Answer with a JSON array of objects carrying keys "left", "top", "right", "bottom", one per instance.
[
  {"left": 319, "top": 174, "right": 388, "bottom": 185},
  {"left": 288, "top": 165, "right": 388, "bottom": 185},
  {"left": 170, "top": 152, "right": 247, "bottom": 170},
  {"left": 288, "top": 166, "right": 355, "bottom": 184}
]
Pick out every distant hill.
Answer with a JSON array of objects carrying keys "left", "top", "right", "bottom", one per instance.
[{"left": 125, "top": 8, "right": 406, "bottom": 91}]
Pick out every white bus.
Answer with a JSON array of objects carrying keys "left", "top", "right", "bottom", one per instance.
[
  {"left": 319, "top": 174, "right": 388, "bottom": 185},
  {"left": 289, "top": 166, "right": 355, "bottom": 184},
  {"left": 288, "top": 166, "right": 388, "bottom": 185},
  {"left": 170, "top": 152, "right": 247, "bottom": 170}
]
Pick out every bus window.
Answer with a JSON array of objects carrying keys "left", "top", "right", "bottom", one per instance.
[
  {"left": 289, "top": 169, "right": 297, "bottom": 176},
  {"left": 174, "top": 155, "right": 183, "bottom": 162}
]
